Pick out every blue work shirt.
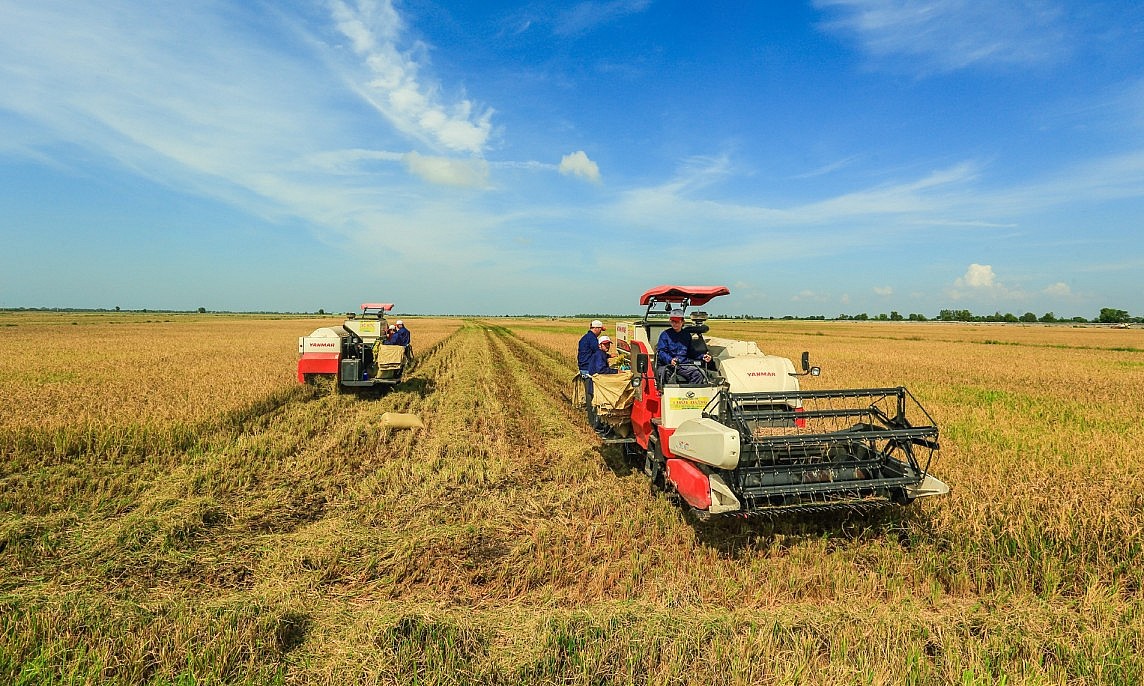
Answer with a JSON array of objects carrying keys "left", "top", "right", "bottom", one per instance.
[
  {"left": 585, "top": 346, "right": 617, "bottom": 375},
  {"left": 577, "top": 330, "right": 599, "bottom": 372},
  {"left": 656, "top": 327, "right": 696, "bottom": 367},
  {"left": 389, "top": 327, "right": 410, "bottom": 346}
]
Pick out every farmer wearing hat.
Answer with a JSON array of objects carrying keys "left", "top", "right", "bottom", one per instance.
[
  {"left": 586, "top": 334, "right": 620, "bottom": 437},
  {"left": 577, "top": 319, "right": 605, "bottom": 375},
  {"left": 585, "top": 335, "right": 618, "bottom": 376},
  {"left": 577, "top": 319, "right": 607, "bottom": 434},
  {"left": 656, "top": 309, "right": 710, "bottom": 384},
  {"left": 390, "top": 319, "right": 410, "bottom": 346}
]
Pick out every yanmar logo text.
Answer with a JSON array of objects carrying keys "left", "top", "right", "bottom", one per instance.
[
  {"left": 310, "top": 342, "right": 337, "bottom": 348},
  {"left": 747, "top": 371, "right": 777, "bottom": 377}
]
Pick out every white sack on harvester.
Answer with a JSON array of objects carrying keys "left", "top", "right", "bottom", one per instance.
[
  {"left": 570, "top": 371, "right": 635, "bottom": 437},
  {"left": 380, "top": 412, "right": 424, "bottom": 430},
  {"left": 372, "top": 343, "right": 407, "bottom": 370}
]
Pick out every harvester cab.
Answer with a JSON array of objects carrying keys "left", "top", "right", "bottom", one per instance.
[
  {"left": 297, "top": 302, "right": 413, "bottom": 390},
  {"left": 603, "top": 285, "right": 949, "bottom": 518}
]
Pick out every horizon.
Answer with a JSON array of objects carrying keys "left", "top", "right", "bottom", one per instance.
[{"left": 3, "top": 305, "right": 1131, "bottom": 323}]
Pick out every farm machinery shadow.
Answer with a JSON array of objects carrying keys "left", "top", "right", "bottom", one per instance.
[
  {"left": 599, "top": 443, "right": 639, "bottom": 479},
  {"left": 300, "top": 375, "right": 437, "bottom": 402},
  {"left": 350, "top": 376, "right": 436, "bottom": 400},
  {"left": 684, "top": 500, "right": 940, "bottom": 560}
]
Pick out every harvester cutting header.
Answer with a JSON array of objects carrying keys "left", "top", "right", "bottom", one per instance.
[
  {"left": 578, "top": 285, "right": 949, "bottom": 518},
  {"left": 297, "top": 303, "right": 413, "bottom": 390}
]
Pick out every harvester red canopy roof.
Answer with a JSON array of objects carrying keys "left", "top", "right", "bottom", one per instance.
[
  {"left": 639, "top": 285, "right": 730, "bottom": 306},
  {"left": 360, "top": 303, "right": 394, "bottom": 311}
]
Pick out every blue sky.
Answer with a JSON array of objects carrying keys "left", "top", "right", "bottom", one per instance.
[{"left": 2, "top": 0, "right": 1142, "bottom": 317}]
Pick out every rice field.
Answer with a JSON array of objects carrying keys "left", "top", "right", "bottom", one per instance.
[{"left": 1, "top": 312, "right": 1142, "bottom": 684}]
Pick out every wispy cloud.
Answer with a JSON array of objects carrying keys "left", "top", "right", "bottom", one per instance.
[
  {"left": 404, "top": 152, "right": 490, "bottom": 187},
  {"left": 608, "top": 142, "right": 1144, "bottom": 262},
  {"left": 814, "top": 0, "right": 1070, "bottom": 73},
  {"left": 0, "top": 0, "right": 512, "bottom": 263},
  {"left": 554, "top": 0, "right": 652, "bottom": 36},
  {"left": 0, "top": 3, "right": 326, "bottom": 196},
  {"left": 791, "top": 155, "right": 861, "bottom": 179},
  {"left": 792, "top": 290, "right": 831, "bottom": 303},
  {"left": 329, "top": 0, "right": 493, "bottom": 154}
]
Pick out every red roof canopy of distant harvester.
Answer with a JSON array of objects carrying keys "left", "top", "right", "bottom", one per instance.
[
  {"left": 639, "top": 285, "right": 730, "bottom": 306},
  {"left": 360, "top": 303, "right": 394, "bottom": 311}
]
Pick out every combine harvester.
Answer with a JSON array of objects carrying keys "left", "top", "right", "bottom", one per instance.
[
  {"left": 582, "top": 285, "right": 948, "bottom": 518},
  {"left": 297, "top": 303, "right": 413, "bottom": 391}
]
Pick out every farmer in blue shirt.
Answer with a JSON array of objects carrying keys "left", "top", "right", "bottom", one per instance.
[
  {"left": 586, "top": 335, "right": 618, "bottom": 375},
  {"left": 577, "top": 320, "right": 604, "bottom": 373},
  {"left": 390, "top": 320, "right": 411, "bottom": 346},
  {"left": 587, "top": 335, "right": 619, "bottom": 437},
  {"left": 576, "top": 320, "right": 606, "bottom": 434},
  {"left": 657, "top": 309, "right": 710, "bottom": 384}
]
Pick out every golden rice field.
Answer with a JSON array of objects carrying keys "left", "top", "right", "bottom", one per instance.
[{"left": 2, "top": 311, "right": 1142, "bottom": 685}]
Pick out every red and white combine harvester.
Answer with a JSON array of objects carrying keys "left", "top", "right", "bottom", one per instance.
[
  {"left": 586, "top": 285, "right": 948, "bottom": 518},
  {"left": 297, "top": 303, "right": 413, "bottom": 391}
]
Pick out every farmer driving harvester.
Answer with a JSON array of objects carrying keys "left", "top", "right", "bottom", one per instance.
[{"left": 657, "top": 309, "right": 711, "bottom": 384}]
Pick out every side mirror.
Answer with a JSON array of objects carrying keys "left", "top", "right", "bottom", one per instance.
[
  {"left": 635, "top": 353, "right": 649, "bottom": 374},
  {"left": 792, "top": 351, "right": 822, "bottom": 377}
]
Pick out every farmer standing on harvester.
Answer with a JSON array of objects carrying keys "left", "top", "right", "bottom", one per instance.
[{"left": 577, "top": 319, "right": 606, "bottom": 431}]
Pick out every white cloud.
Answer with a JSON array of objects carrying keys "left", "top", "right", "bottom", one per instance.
[
  {"left": 558, "top": 150, "right": 602, "bottom": 183},
  {"left": 1043, "top": 281, "right": 1072, "bottom": 296},
  {"left": 947, "top": 263, "right": 1027, "bottom": 302},
  {"left": 957, "top": 263, "right": 997, "bottom": 289},
  {"left": 403, "top": 152, "right": 489, "bottom": 187},
  {"left": 331, "top": 0, "right": 493, "bottom": 154},
  {"left": 873, "top": 286, "right": 893, "bottom": 296}
]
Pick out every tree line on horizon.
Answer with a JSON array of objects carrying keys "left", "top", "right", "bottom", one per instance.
[
  {"left": 571, "top": 307, "right": 1138, "bottom": 324},
  {"left": 4, "top": 306, "right": 1138, "bottom": 325},
  {"left": 830, "top": 307, "right": 1136, "bottom": 324}
]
